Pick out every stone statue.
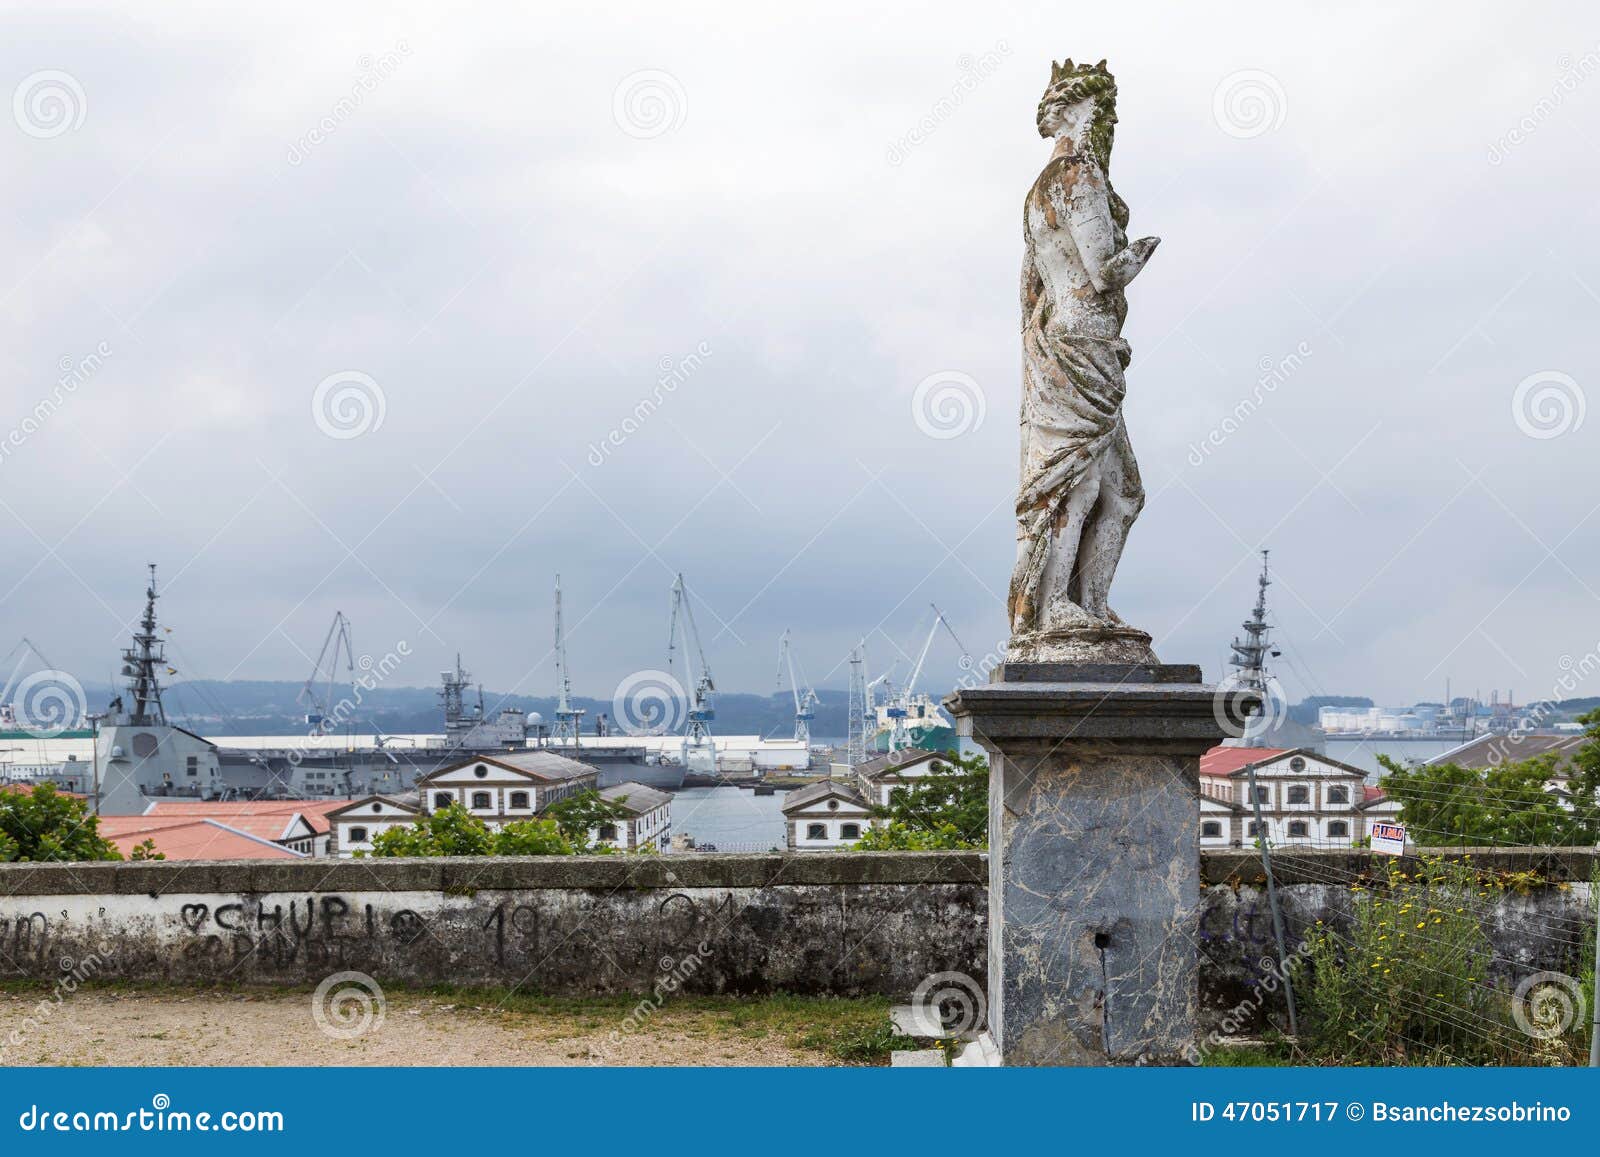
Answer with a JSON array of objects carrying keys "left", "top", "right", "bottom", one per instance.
[{"left": 1007, "top": 59, "right": 1159, "bottom": 664}]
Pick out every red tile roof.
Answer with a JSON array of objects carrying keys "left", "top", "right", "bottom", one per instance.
[
  {"left": 1199, "top": 746, "right": 1293, "bottom": 778},
  {"left": 1, "top": 782, "right": 86, "bottom": 799},
  {"left": 143, "top": 798, "right": 347, "bottom": 835},
  {"left": 97, "top": 816, "right": 305, "bottom": 861}
]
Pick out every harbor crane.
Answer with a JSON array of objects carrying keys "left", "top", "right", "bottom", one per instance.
[
  {"left": 883, "top": 604, "right": 970, "bottom": 752},
  {"left": 552, "top": 574, "right": 585, "bottom": 746},
  {"left": 297, "top": 611, "right": 356, "bottom": 731},
  {"left": 775, "top": 629, "right": 821, "bottom": 746},
  {"left": 667, "top": 573, "right": 716, "bottom": 769}
]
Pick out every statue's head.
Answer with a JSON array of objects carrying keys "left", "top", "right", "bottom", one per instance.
[{"left": 1037, "top": 59, "right": 1117, "bottom": 167}]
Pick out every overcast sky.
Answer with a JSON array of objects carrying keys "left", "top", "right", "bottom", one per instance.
[{"left": 1, "top": 1, "right": 1596, "bottom": 714}]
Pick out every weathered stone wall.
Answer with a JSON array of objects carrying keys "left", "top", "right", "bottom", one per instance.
[
  {"left": 0, "top": 850, "right": 1592, "bottom": 1034},
  {"left": 0, "top": 853, "right": 987, "bottom": 997}
]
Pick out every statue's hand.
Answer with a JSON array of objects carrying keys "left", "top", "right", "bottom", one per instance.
[{"left": 1100, "top": 236, "right": 1160, "bottom": 290}]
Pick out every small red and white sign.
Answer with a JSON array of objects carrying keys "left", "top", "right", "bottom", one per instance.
[{"left": 1370, "top": 821, "right": 1407, "bottom": 856}]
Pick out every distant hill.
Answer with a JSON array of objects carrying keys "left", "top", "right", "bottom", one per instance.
[{"left": 107, "top": 679, "right": 857, "bottom": 740}]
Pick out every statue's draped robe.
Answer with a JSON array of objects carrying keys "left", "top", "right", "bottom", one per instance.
[{"left": 1007, "top": 312, "right": 1132, "bottom": 629}]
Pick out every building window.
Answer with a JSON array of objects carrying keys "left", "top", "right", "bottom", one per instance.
[
  {"left": 186, "top": 755, "right": 198, "bottom": 778},
  {"left": 806, "top": 823, "right": 826, "bottom": 840},
  {"left": 509, "top": 791, "right": 529, "bottom": 809},
  {"left": 474, "top": 765, "right": 488, "bottom": 778},
  {"left": 1252, "top": 786, "right": 1269, "bottom": 803},
  {"left": 371, "top": 802, "right": 382, "bottom": 813},
  {"left": 1289, "top": 756, "right": 1307, "bottom": 772},
  {"left": 840, "top": 823, "right": 860, "bottom": 840},
  {"left": 827, "top": 799, "right": 839, "bottom": 811},
  {"left": 1328, "top": 820, "right": 1349, "bottom": 838},
  {"left": 1327, "top": 785, "right": 1349, "bottom": 804},
  {"left": 471, "top": 791, "right": 492, "bottom": 810},
  {"left": 1247, "top": 821, "right": 1265, "bottom": 838},
  {"left": 1287, "top": 820, "right": 1309, "bottom": 837},
  {"left": 598, "top": 823, "right": 619, "bottom": 842},
  {"left": 349, "top": 826, "right": 368, "bottom": 843},
  {"left": 1201, "top": 821, "right": 1222, "bottom": 838},
  {"left": 435, "top": 792, "right": 452, "bottom": 810},
  {"left": 1287, "top": 785, "right": 1309, "bottom": 804}
]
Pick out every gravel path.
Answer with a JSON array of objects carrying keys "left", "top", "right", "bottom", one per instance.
[{"left": 0, "top": 989, "right": 834, "bottom": 1067}]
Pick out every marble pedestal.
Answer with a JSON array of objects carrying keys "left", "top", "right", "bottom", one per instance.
[{"left": 944, "top": 661, "right": 1252, "bottom": 1066}]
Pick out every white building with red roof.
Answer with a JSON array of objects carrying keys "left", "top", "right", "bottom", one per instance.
[{"left": 1198, "top": 746, "right": 1401, "bottom": 848}]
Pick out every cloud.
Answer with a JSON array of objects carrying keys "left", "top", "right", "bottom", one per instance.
[{"left": 0, "top": 1, "right": 1596, "bottom": 713}]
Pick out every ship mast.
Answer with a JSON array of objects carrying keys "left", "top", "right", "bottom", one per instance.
[
  {"left": 122, "top": 564, "right": 168, "bottom": 726},
  {"left": 552, "top": 574, "right": 584, "bottom": 746},
  {"left": 1229, "top": 550, "right": 1277, "bottom": 747}
]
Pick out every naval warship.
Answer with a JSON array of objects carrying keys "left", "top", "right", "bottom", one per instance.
[{"left": 91, "top": 568, "right": 681, "bottom": 815}]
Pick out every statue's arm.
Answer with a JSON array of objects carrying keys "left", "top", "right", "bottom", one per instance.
[{"left": 1064, "top": 160, "right": 1159, "bottom": 292}]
